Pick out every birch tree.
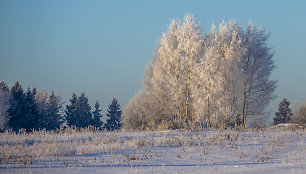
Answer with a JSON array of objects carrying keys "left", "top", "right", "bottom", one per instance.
[
  {"left": 240, "top": 23, "right": 277, "bottom": 128},
  {"left": 144, "top": 14, "right": 203, "bottom": 128},
  {"left": 122, "top": 91, "right": 150, "bottom": 130},
  {"left": 292, "top": 101, "right": 306, "bottom": 126},
  {"left": 144, "top": 19, "right": 181, "bottom": 128},
  {"left": 198, "top": 21, "right": 245, "bottom": 128},
  {"left": 123, "top": 15, "right": 276, "bottom": 130}
]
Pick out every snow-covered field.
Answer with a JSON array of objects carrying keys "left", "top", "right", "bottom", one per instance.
[{"left": 0, "top": 128, "right": 305, "bottom": 174}]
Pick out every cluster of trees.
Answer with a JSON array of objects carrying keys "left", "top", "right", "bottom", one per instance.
[
  {"left": 65, "top": 93, "right": 122, "bottom": 131},
  {"left": 0, "top": 81, "right": 122, "bottom": 132},
  {"left": 0, "top": 81, "right": 62, "bottom": 131},
  {"left": 122, "top": 14, "right": 277, "bottom": 130},
  {"left": 274, "top": 98, "right": 306, "bottom": 126}
]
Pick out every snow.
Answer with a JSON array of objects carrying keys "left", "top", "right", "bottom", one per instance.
[{"left": 0, "top": 129, "right": 305, "bottom": 173}]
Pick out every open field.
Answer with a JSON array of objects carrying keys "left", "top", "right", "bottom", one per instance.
[{"left": 0, "top": 128, "right": 305, "bottom": 174}]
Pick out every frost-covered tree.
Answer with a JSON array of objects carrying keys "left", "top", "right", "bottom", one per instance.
[
  {"left": 8, "top": 81, "right": 25, "bottom": 131},
  {"left": 195, "top": 21, "right": 245, "bottom": 129},
  {"left": 292, "top": 101, "right": 306, "bottom": 126},
  {"left": 105, "top": 98, "right": 122, "bottom": 131},
  {"left": 0, "top": 82, "right": 11, "bottom": 131},
  {"left": 240, "top": 23, "right": 277, "bottom": 128},
  {"left": 44, "top": 91, "right": 63, "bottom": 130},
  {"left": 274, "top": 98, "right": 293, "bottom": 125},
  {"left": 123, "top": 14, "right": 276, "bottom": 130},
  {"left": 34, "top": 90, "right": 63, "bottom": 130},
  {"left": 35, "top": 90, "right": 48, "bottom": 128},
  {"left": 122, "top": 91, "right": 169, "bottom": 130},
  {"left": 144, "top": 14, "right": 203, "bottom": 128},
  {"left": 91, "top": 100, "right": 103, "bottom": 129},
  {"left": 2, "top": 81, "right": 64, "bottom": 131},
  {"left": 122, "top": 91, "right": 147, "bottom": 130},
  {"left": 143, "top": 19, "right": 181, "bottom": 128}
]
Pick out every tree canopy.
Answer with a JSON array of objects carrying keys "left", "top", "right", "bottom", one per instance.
[{"left": 123, "top": 14, "right": 276, "bottom": 130}]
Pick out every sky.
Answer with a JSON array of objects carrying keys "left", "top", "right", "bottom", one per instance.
[{"left": 1, "top": 0, "right": 306, "bottom": 120}]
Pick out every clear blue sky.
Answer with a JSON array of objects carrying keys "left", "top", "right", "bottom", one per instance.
[{"left": 1, "top": 0, "right": 306, "bottom": 119}]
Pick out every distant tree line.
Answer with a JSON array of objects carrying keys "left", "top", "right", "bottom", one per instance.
[{"left": 0, "top": 81, "right": 122, "bottom": 132}]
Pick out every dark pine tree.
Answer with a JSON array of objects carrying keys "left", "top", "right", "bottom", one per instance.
[
  {"left": 105, "top": 98, "right": 122, "bottom": 131},
  {"left": 74, "top": 92, "right": 92, "bottom": 128},
  {"left": 8, "top": 81, "right": 25, "bottom": 131},
  {"left": 0, "top": 81, "right": 9, "bottom": 93},
  {"left": 45, "top": 91, "right": 63, "bottom": 130},
  {"left": 274, "top": 98, "right": 293, "bottom": 125},
  {"left": 91, "top": 100, "right": 103, "bottom": 129},
  {"left": 65, "top": 92, "right": 77, "bottom": 127},
  {"left": 23, "top": 88, "right": 40, "bottom": 131}
]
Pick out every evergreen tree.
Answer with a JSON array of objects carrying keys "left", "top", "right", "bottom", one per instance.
[
  {"left": 65, "top": 92, "right": 77, "bottom": 127},
  {"left": 0, "top": 81, "right": 9, "bottom": 92},
  {"left": 23, "top": 88, "right": 40, "bottom": 131},
  {"left": 74, "top": 92, "right": 92, "bottom": 128},
  {"left": 0, "top": 81, "right": 10, "bottom": 131},
  {"left": 274, "top": 98, "right": 293, "bottom": 125},
  {"left": 91, "top": 100, "right": 103, "bottom": 128},
  {"left": 35, "top": 91, "right": 48, "bottom": 129},
  {"left": 45, "top": 91, "right": 63, "bottom": 130},
  {"left": 105, "top": 98, "right": 122, "bottom": 131},
  {"left": 8, "top": 81, "right": 25, "bottom": 131}
]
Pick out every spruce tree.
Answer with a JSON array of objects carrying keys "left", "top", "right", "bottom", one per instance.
[
  {"left": 74, "top": 92, "right": 92, "bottom": 128},
  {"left": 274, "top": 98, "right": 293, "bottom": 125},
  {"left": 45, "top": 91, "right": 63, "bottom": 130},
  {"left": 65, "top": 92, "right": 77, "bottom": 127},
  {"left": 23, "top": 88, "right": 40, "bottom": 131},
  {"left": 35, "top": 91, "right": 48, "bottom": 129},
  {"left": 0, "top": 81, "right": 9, "bottom": 92},
  {"left": 105, "top": 98, "right": 122, "bottom": 131},
  {"left": 91, "top": 100, "right": 103, "bottom": 129},
  {"left": 8, "top": 81, "right": 25, "bottom": 131}
]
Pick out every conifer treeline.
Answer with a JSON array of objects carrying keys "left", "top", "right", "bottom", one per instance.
[{"left": 0, "top": 81, "right": 122, "bottom": 132}]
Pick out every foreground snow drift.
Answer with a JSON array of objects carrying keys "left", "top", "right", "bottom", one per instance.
[{"left": 0, "top": 129, "right": 305, "bottom": 173}]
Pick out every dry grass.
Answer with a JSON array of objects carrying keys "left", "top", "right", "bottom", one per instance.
[{"left": 0, "top": 127, "right": 305, "bottom": 167}]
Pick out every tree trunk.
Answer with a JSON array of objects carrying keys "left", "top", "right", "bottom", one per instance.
[
  {"left": 242, "top": 54, "right": 251, "bottom": 128},
  {"left": 242, "top": 87, "right": 247, "bottom": 128},
  {"left": 206, "top": 96, "right": 210, "bottom": 128}
]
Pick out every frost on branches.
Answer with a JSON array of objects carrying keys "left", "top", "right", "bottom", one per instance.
[
  {"left": 0, "top": 82, "right": 11, "bottom": 131},
  {"left": 122, "top": 14, "right": 276, "bottom": 130}
]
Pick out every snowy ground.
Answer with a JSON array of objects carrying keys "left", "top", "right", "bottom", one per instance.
[{"left": 0, "top": 128, "right": 305, "bottom": 174}]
